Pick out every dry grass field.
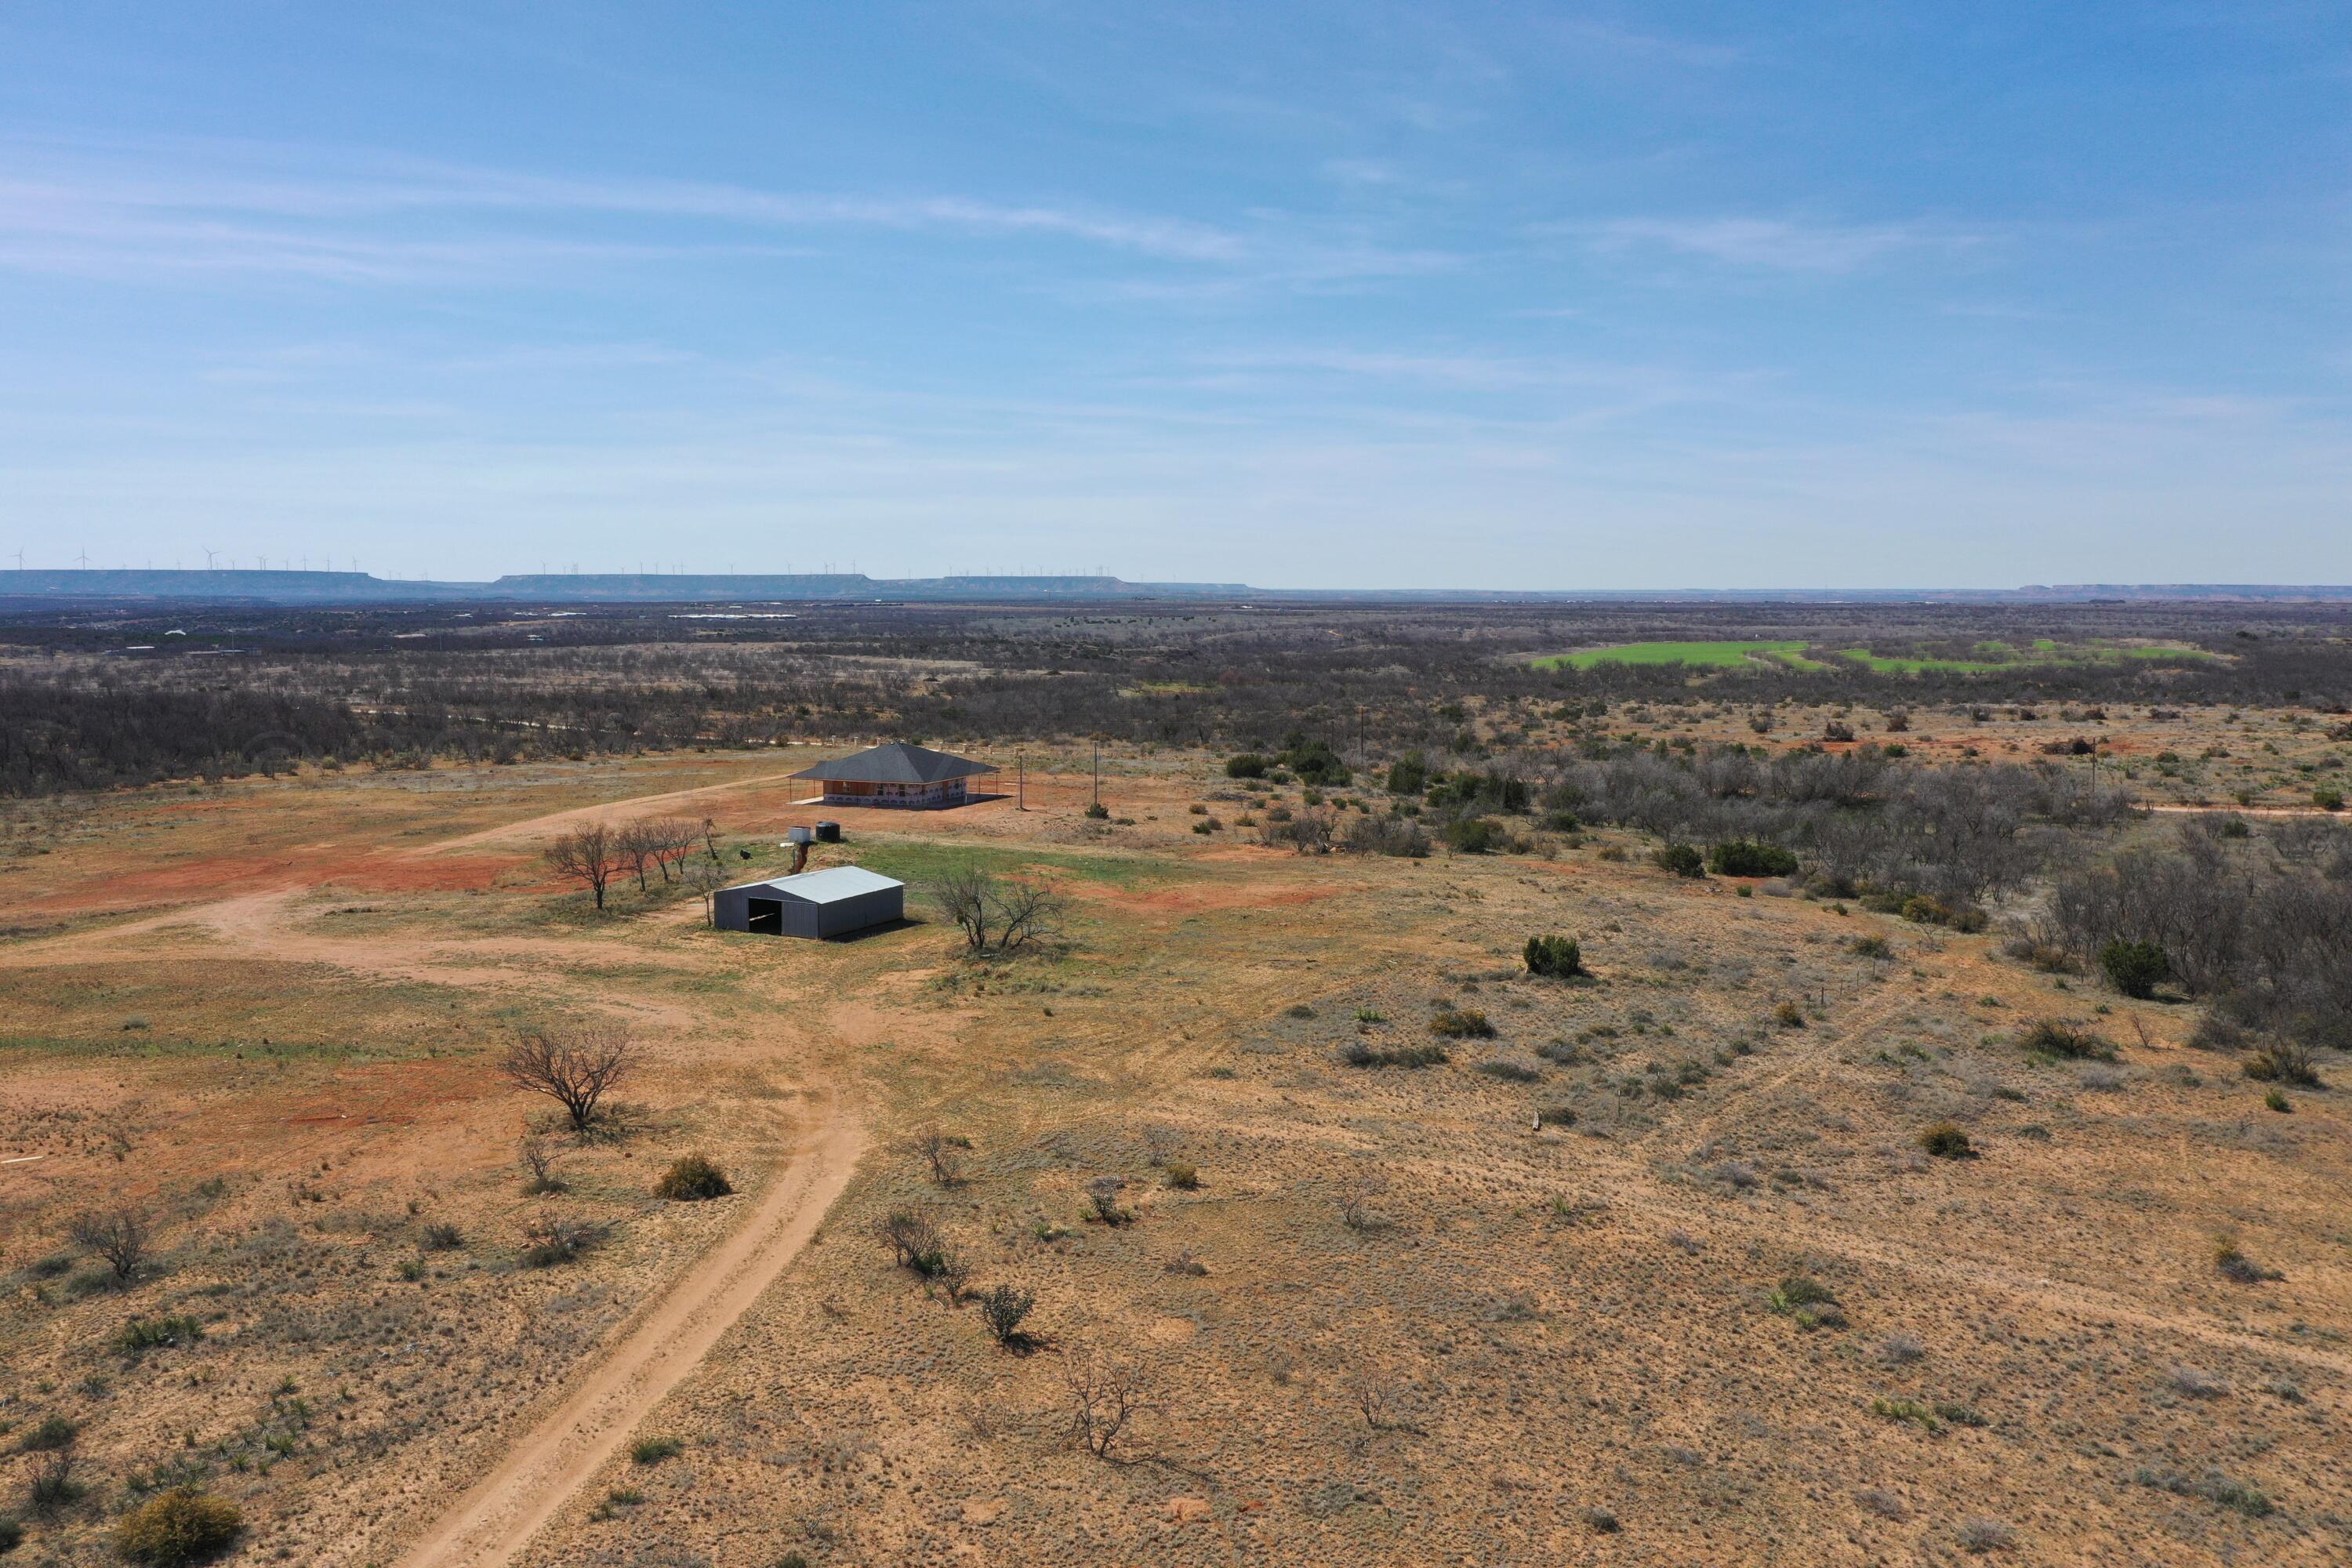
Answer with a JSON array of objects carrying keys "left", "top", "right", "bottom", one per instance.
[{"left": 2, "top": 732, "right": 2347, "bottom": 1567}]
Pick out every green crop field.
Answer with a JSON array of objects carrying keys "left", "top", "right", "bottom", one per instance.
[
  {"left": 1534, "top": 640, "right": 1810, "bottom": 670},
  {"left": 1535, "top": 637, "right": 2215, "bottom": 677},
  {"left": 1834, "top": 641, "right": 2213, "bottom": 674}
]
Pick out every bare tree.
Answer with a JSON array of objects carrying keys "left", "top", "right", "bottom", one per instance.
[
  {"left": 873, "top": 1208, "right": 946, "bottom": 1272},
  {"left": 683, "top": 857, "right": 728, "bottom": 924},
  {"left": 615, "top": 820, "right": 659, "bottom": 891},
  {"left": 1064, "top": 1344, "right": 1154, "bottom": 1461},
  {"left": 699, "top": 815, "right": 723, "bottom": 863},
  {"left": 545, "top": 822, "right": 620, "bottom": 911},
  {"left": 930, "top": 866, "right": 994, "bottom": 952},
  {"left": 909, "top": 1125, "right": 967, "bottom": 1187},
  {"left": 993, "top": 878, "right": 1062, "bottom": 953},
  {"left": 927, "top": 868, "right": 1063, "bottom": 957},
  {"left": 1345, "top": 1369, "right": 1414, "bottom": 1432},
  {"left": 69, "top": 1207, "right": 148, "bottom": 1282},
  {"left": 501, "top": 1025, "right": 633, "bottom": 1132},
  {"left": 656, "top": 815, "right": 704, "bottom": 880}
]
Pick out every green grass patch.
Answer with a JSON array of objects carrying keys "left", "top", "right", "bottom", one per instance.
[
  {"left": 844, "top": 838, "right": 1185, "bottom": 891},
  {"left": 1534, "top": 641, "right": 1810, "bottom": 671}
]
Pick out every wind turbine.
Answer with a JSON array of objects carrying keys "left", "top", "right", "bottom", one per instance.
[
  {"left": 202, "top": 546, "right": 220, "bottom": 571},
  {"left": 9, "top": 547, "right": 24, "bottom": 571},
  {"left": 74, "top": 549, "right": 92, "bottom": 569}
]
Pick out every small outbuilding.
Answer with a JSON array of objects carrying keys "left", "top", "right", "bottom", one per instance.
[
  {"left": 790, "top": 741, "right": 996, "bottom": 808},
  {"left": 713, "top": 865, "right": 906, "bottom": 939}
]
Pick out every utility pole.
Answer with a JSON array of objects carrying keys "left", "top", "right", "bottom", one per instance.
[
  {"left": 1092, "top": 739, "right": 1101, "bottom": 809},
  {"left": 1018, "top": 753, "right": 1025, "bottom": 811}
]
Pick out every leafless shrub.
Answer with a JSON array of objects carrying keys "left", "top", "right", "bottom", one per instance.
[
  {"left": 502, "top": 1025, "right": 633, "bottom": 1132},
  {"left": 2165, "top": 1363, "right": 2230, "bottom": 1399},
  {"left": 1878, "top": 1332, "right": 1926, "bottom": 1367},
  {"left": 519, "top": 1214, "right": 606, "bottom": 1268},
  {"left": 517, "top": 1132, "right": 565, "bottom": 1194},
  {"left": 27, "top": 1449, "right": 82, "bottom": 1515},
  {"left": 927, "top": 868, "right": 1064, "bottom": 956},
  {"left": 544, "top": 822, "right": 621, "bottom": 910},
  {"left": 68, "top": 1207, "right": 148, "bottom": 1283},
  {"left": 683, "top": 857, "right": 729, "bottom": 924},
  {"left": 1958, "top": 1517, "right": 2015, "bottom": 1553},
  {"left": 872, "top": 1209, "right": 947, "bottom": 1275},
  {"left": 1084, "top": 1176, "right": 1134, "bottom": 1226},
  {"left": 909, "top": 1126, "right": 968, "bottom": 1188},
  {"left": 1345, "top": 1370, "right": 1414, "bottom": 1432},
  {"left": 1259, "top": 809, "right": 1335, "bottom": 854},
  {"left": 1337, "top": 1181, "right": 1389, "bottom": 1233},
  {"left": 1856, "top": 1486, "right": 1907, "bottom": 1520},
  {"left": 1064, "top": 1345, "right": 1154, "bottom": 1460}
]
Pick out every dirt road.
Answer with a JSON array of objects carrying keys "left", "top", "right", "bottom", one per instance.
[{"left": 390, "top": 1102, "right": 868, "bottom": 1568}]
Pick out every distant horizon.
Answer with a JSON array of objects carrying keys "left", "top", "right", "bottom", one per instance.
[{"left": 5, "top": 564, "right": 2351, "bottom": 606}]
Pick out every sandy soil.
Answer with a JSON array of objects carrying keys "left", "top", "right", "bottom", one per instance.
[{"left": 3, "top": 742, "right": 2347, "bottom": 1567}]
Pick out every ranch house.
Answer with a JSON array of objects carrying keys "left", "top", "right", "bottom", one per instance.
[{"left": 789, "top": 741, "right": 997, "bottom": 808}]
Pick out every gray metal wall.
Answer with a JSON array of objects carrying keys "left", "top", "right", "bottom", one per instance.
[
  {"left": 712, "top": 881, "right": 902, "bottom": 938},
  {"left": 811, "top": 884, "right": 903, "bottom": 937}
]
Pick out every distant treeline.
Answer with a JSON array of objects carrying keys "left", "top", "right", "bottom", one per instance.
[{"left": 2, "top": 600, "right": 2349, "bottom": 797}]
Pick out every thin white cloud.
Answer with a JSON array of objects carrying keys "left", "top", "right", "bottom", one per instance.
[
  {"left": 1570, "top": 215, "right": 1990, "bottom": 274},
  {"left": 0, "top": 137, "right": 1460, "bottom": 286}
]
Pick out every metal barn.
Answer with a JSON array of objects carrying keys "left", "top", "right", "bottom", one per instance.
[{"left": 713, "top": 866, "right": 905, "bottom": 939}]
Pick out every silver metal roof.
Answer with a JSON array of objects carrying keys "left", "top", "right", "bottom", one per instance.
[{"left": 725, "top": 865, "right": 904, "bottom": 903}]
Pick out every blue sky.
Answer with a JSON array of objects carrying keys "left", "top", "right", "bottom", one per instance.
[{"left": 2, "top": 2, "right": 2347, "bottom": 588}]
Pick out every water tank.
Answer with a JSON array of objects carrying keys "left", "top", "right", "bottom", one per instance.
[{"left": 815, "top": 820, "right": 842, "bottom": 843}]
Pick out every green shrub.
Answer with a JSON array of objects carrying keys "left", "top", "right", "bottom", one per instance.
[
  {"left": 2019, "top": 1018, "right": 2115, "bottom": 1062},
  {"left": 1474, "top": 1059, "right": 1541, "bottom": 1083},
  {"left": 1224, "top": 753, "right": 1269, "bottom": 779},
  {"left": 1083, "top": 800, "right": 1109, "bottom": 819},
  {"left": 114, "top": 1487, "right": 242, "bottom": 1566},
  {"left": 1278, "top": 737, "right": 1352, "bottom": 788},
  {"left": 115, "top": 1316, "right": 202, "bottom": 1356},
  {"left": 1164, "top": 1162, "right": 1200, "bottom": 1190},
  {"left": 1773, "top": 1001, "right": 1806, "bottom": 1029},
  {"left": 977, "top": 1283, "right": 1036, "bottom": 1345},
  {"left": 653, "top": 1153, "right": 733, "bottom": 1201},
  {"left": 2097, "top": 939, "right": 2169, "bottom": 999},
  {"left": 1341, "top": 1041, "right": 1450, "bottom": 1068},
  {"left": 1651, "top": 842, "right": 1705, "bottom": 877},
  {"left": 2243, "top": 1040, "right": 2320, "bottom": 1086},
  {"left": 1523, "top": 935, "right": 1585, "bottom": 978},
  {"left": 1384, "top": 752, "right": 1428, "bottom": 795},
  {"left": 1431, "top": 1007, "right": 1496, "bottom": 1039},
  {"left": 630, "top": 1436, "right": 683, "bottom": 1465},
  {"left": 1849, "top": 935, "right": 1893, "bottom": 960},
  {"left": 1768, "top": 1274, "right": 1846, "bottom": 1329},
  {"left": 1918, "top": 1121, "right": 1975, "bottom": 1160},
  {"left": 1708, "top": 840, "right": 1799, "bottom": 877},
  {"left": 1443, "top": 816, "right": 1502, "bottom": 854},
  {"left": 0, "top": 1516, "right": 19, "bottom": 1553},
  {"left": 2314, "top": 786, "right": 2344, "bottom": 811},
  {"left": 20, "top": 1416, "right": 78, "bottom": 1454}
]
